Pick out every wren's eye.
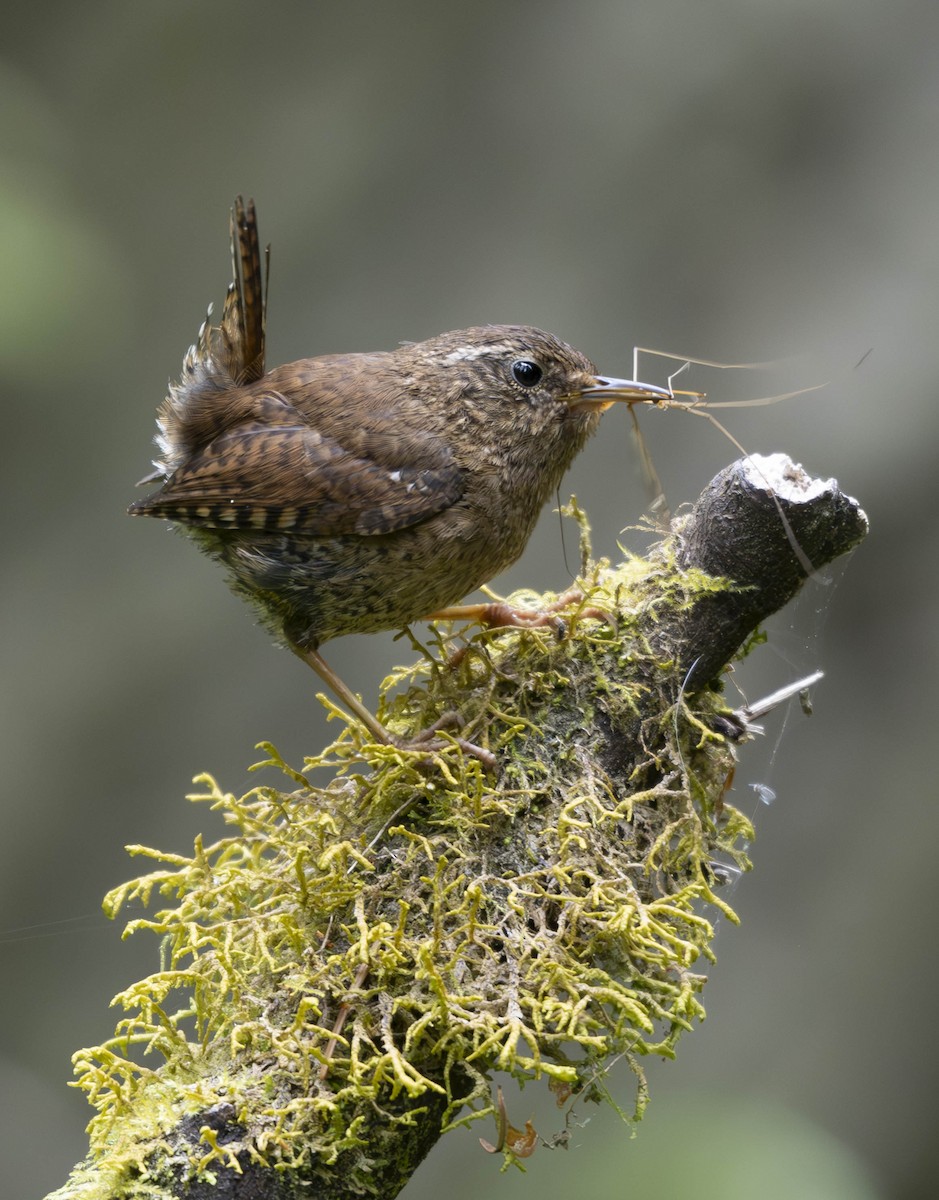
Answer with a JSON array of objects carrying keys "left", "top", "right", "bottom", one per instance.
[{"left": 511, "top": 358, "right": 543, "bottom": 388}]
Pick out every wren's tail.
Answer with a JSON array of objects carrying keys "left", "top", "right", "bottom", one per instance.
[
  {"left": 141, "top": 197, "right": 269, "bottom": 481},
  {"left": 227, "top": 196, "right": 267, "bottom": 385}
]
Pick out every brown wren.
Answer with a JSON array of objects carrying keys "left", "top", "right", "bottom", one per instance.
[{"left": 129, "top": 198, "right": 670, "bottom": 750}]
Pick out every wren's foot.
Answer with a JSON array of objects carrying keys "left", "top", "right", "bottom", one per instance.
[
  {"left": 406, "top": 711, "right": 498, "bottom": 768},
  {"left": 292, "top": 645, "right": 497, "bottom": 768},
  {"left": 430, "top": 589, "right": 614, "bottom": 636}
]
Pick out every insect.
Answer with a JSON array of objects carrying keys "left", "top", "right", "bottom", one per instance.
[{"left": 616, "top": 346, "right": 824, "bottom": 572}]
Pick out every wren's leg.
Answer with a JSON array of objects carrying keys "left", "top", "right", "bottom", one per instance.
[
  {"left": 292, "top": 645, "right": 394, "bottom": 745},
  {"left": 429, "top": 589, "right": 612, "bottom": 632},
  {"left": 429, "top": 602, "right": 564, "bottom": 631},
  {"left": 292, "top": 644, "right": 498, "bottom": 769}
]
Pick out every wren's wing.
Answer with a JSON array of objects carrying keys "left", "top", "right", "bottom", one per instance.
[{"left": 128, "top": 412, "right": 465, "bottom": 537}]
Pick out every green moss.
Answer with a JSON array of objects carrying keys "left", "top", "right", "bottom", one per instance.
[{"left": 62, "top": 538, "right": 755, "bottom": 1192}]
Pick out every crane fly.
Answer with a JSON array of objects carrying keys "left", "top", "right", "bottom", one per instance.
[{"left": 620, "top": 347, "right": 826, "bottom": 574}]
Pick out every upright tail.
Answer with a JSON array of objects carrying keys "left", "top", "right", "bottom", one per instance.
[
  {"left": 142, "top": 197, "right": 269, "bottom": 481},
  {"left": 225, "top": 195, "right": 267, "bottom": 385}
]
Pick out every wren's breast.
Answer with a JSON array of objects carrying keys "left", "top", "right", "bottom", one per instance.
[{"left": 441, "top": 406, "right": 600, "bottom": 577}]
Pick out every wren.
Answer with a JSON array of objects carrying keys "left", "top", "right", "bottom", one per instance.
[{"left": 129, "top": 198, "right": 671, "bottom": 750}]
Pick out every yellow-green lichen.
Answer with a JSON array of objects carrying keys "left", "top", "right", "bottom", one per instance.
[{"left": 62, "top": 542, "right": 756, "bottom": 1193}]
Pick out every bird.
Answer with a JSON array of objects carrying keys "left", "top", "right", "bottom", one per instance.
[{"left": 129, "top": 198, "right": 671, "bottom": 752}]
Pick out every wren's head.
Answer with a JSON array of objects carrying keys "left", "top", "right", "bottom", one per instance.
[
  {"left": 403, "top": 325, "right": 605, "bottom": 431},
  {"left": 391, "top": 324, "right": 663, "bottom": 501}
]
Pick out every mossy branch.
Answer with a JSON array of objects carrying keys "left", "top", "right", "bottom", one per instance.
[{"left": 49, "top": 455, "right": 866, "bottom": 1200}]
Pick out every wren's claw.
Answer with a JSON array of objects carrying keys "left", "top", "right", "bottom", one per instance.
[
  {"left": 406, "top": 712, "right": 498, "bottom": 770},
  {"left": 291, "top": 646, "right": 497, "bottom": 767},
  {"left": 430, "top": 600, "right": 562, "bottom": 634},
  {"left": 431, "top": 589, "right": 615, "bottom": 639}
]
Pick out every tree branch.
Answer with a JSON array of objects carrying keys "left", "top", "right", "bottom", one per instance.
[
  {"left": 660, "top": 452, "right": 867, "bottom": 688},
  {"left": 49, "top": 454, "right": 867, "bottom": 1200}
]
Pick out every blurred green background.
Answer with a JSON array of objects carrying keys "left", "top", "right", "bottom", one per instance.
[{"left": 2, "top": 2, "right": 932, "bottom": 1197}]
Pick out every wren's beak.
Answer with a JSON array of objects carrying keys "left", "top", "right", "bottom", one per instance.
[{"left": 571, "top": 375, "right": 673, "bottom": 413}]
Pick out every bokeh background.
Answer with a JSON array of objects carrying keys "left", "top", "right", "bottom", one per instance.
[{"left": 2, "top": 2, "right": 934, "bottom": 1197}]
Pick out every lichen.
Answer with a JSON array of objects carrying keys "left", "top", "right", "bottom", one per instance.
[{"left": 60, "top": 535, "right": 755, "bottom": 1196}]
